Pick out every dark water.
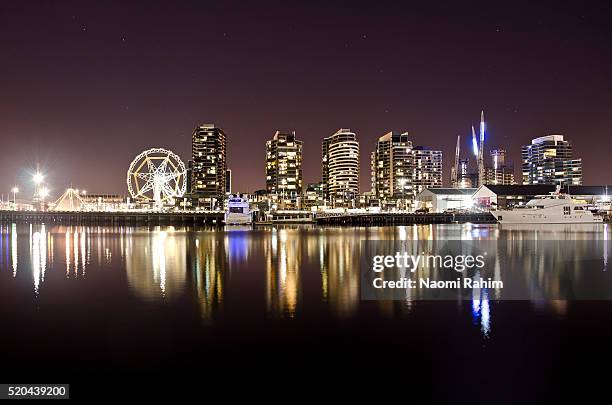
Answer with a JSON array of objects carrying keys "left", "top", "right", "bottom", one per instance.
[{"left": 0, "top": 222, "right": 611, "bottom": 401}]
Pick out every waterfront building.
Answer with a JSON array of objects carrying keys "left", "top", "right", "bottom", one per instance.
[
  {"left": 249, "top": 189, "right": 270, "bottom": 214},
  {"left": 266, "top": 131, "right": 304, "bottom": 209},
  {"left": 411, "top": 146, "right": 443, "bottom": 199},
  {"left": 191, "top": 124, "right": 228, "bottom": 209},
  {"left": 81, "top": 194, "right": 126, "bottom": 211},
  {"left": 52, "top": 190, "right": 127, "bottom": 212},
  {"left": 472, "top": 184, "right": 609, "bottom": 210},
  {"left": 521, "top": 135, "right": 582, "bottom": 186},
  {"left": 371, "top": 131, "right": 413, "bottom": 209},
  {"left": 458, "top": 158, "right": 476, "bottom": 188},
  {"left": 485, "top": 149, "right": 515, "bottom": 185},
  {"left": 416, "top": 188, "right": 477, "bottom": 213},
  {"left": 303, "top": 182, "right": 325, "bottom": 209},
  {"left": 371, "top": 132, "right": 442, "bottom": 210},
  {"left": 357, "top": 191, "right": 380, "bottom": 209},
  {"left": 322, "top": 128, "right": 360, "bottom": 207}
]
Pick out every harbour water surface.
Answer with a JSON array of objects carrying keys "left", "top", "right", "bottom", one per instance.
[{"left": 0, "top": 223, "right": 611, "bottom": 400}]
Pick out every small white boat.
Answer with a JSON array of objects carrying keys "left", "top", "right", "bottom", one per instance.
[
  {"left": 491, "top": 188, "right": 603, "bottom": 224},
  {"left": 224, "top": 195, "right": 252, "bottom": 225}
]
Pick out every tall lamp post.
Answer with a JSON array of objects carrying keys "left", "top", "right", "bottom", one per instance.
[
  {"left": 11, "top": 186, "right": 19, "bottom": 210},
  {"left": 39, "top": 187, "right": 49, "bottom": 211},
  {"left": 33, "top": 172, "right": 44, "bottom": 204}
]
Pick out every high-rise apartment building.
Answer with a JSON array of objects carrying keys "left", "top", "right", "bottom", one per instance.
[
  {"left": 411, "top": 146, "right": 443, "bottom": 197},
  {"left": 322, "top": 128, "right": 360, "bottom": 207},
  {"left": 191, "top": 124, "right": 227, "bottom": 209},
  {"left": 522, "top": 135, "right": 582, "bottom": 185},
  {"left": 265, "top": 131, "right": 303, "bottom": 208},
  {"left": 371, "top": 132, "right": 413, "bottom": 206},
  {"left": 371, "top": 132, "right": 442, "bottom": 208}
]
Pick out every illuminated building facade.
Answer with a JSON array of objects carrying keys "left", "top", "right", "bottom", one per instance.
[
  {"left": 265, "top": 131, "right": 303, "bottom": 208},
  {"left": 458, "top": 158, "right": 478, "bottom": 188},
  {"left": 191, "top": 124, "right": 227, "bottom": 209},
  {"left": 371, "top": 131, "right": 413, "bottom": 207},
  {"left": 371, "top": 132, "right": 442, "bottom": 209},
  {"left": 485, "top": 149, "right": 515, "bottom": 185},
  {"left": 410, "top": 146, "right": 443, "bottom": 199},
  {"left": 303, "top": 182, "right": 324, "bottom": 209},
  {"left": 521, "top": 135, "right": 582, "bottom": 186},
  {"left": 322, "top": 128, "right": 360, "bottom": 207}
]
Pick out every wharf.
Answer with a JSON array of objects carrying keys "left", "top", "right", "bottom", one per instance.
[
  {"left": 314, "top": 212, "right": 497, "bottom": 226},
  {"left": 0, "top": 210, "right": 224, "bottom": 226}
]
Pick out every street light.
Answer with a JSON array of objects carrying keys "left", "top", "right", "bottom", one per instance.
[
  {"left": 32, "top": 172, "right": 45, "bottom": 209},
  {"left": 40, "top": 187, "right": 49, "bottom": 209},
  {"left": 11, "top": 186, "right": 19, "bottom": 210},
  {"left": 33, "top": 172, "right": 44, "bottom": 184}
]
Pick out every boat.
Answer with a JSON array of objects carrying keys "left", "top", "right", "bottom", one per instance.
[
  {"left": 491, "top": 187, "right": 603, "bottom": 224},
  {"left": 224, "top": 195, "right": 252, "bottom": 225}
]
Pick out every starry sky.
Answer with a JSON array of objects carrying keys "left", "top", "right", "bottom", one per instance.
[{"left": 1, "top": 0, "right": 611, "bottom": 199}]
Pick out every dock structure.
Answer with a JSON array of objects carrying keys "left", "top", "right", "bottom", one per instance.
[
  {"left": 315, "top": 212, "right": 497, "bottom": 226},
  {"left": 0, "top": 210, "right": 224, "bottom": 226}
]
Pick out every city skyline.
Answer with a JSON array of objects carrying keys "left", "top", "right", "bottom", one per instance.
[
  {"left": 1, "top": 1, "right": 611, "bottom": 196},
  {"left": 0, "top": 120, "right": 602, "bottom": 201}
]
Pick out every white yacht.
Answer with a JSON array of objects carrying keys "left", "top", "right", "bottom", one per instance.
[
  {"left": 224, "top": 195, "right": 252, "bottom": 225},
  {"left": 491, "top": 189, "right": 603, "bottom": 224}
]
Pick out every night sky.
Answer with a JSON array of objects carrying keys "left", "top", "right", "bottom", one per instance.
[{"left": 1, "top": 0, "right": 611, "bottom": 199}]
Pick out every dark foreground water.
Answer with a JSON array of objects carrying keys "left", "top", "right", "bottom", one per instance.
[{"left": 0, "top": 222, "right": 611, "bottom": 401}]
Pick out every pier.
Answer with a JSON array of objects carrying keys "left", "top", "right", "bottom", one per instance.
[
  {"left": 0, "top": 210, "right": 224, "bottom": 226},
  {"left": 315, "top": 212, "right": 497, "bottom": 226}
]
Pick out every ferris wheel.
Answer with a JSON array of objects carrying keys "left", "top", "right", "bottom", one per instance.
[{"left": 127, "top": 148, "right": 187, "bottom": 207}]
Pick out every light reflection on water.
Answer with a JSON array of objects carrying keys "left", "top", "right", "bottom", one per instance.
[{"left": 0, "top": 222, "right": 610, "bottom": 338}]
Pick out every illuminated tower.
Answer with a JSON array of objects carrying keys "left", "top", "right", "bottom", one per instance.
[
  {"left": 266, "top": 130, "right": 303, "bottom": 208},
  {"left": 322, "top": 128, "right": 360, "bottom": 207},
  {"left": 371, "top": 132, "right": 412, "bottom": 203},
  {"left": 191, "top": 124, "right": 227, "bottom": 209},
  {"left": 478, "top": 111, "right": 485, "bottom": 187},
  {"left": 451, "top": 135, "right": 460, "bottom": 187}
]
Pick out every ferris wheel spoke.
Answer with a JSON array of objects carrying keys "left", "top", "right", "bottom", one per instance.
[
  {"left": 164, "top": 171, "right": 183, "bottom": 183},
  {"left": 138, "top": 180, "right": 154, "bottom": 196},
  {"left": 146, "top": 159, "right": 157, "bottom": 173},
  {"left": 136, "top": 172, "right": 153, "bottom": 181},
  {"left": 161, "top": 182, "right": 176, "bottom": 199},
  {"left": 157, "top": 158, "right": 169, "bottom": 174}
]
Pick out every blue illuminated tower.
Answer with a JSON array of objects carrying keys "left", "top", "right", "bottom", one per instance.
[{"left": 478, "top": 111, "right": 485, "bottom": 187}]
